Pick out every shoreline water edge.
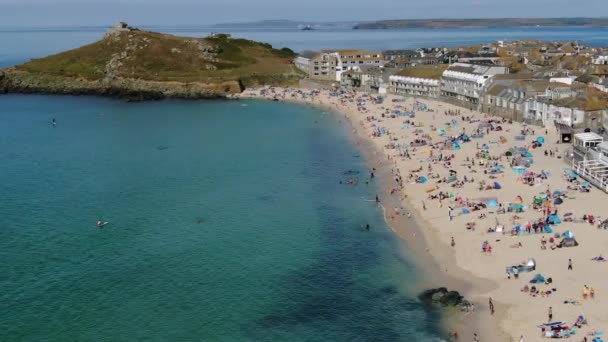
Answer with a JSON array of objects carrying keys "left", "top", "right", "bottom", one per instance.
[{"left": 239, "top": 86, "right": 608, "bottom": 341}]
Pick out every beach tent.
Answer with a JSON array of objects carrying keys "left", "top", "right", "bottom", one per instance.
[
  {"left": 524, "top": 151, "right": 533, "bottom": 158},
  {"left": 488, "top": 199, "right": 498, "bottom": 208},
  {"left": 494, "top": 182, "right": 502, "bottom": 189},
  {"left": 530, "top": 274, "right": 546, "bottom": 283},
  {"left": 559, "top": 237, "right": 579, "bottom": 248},
  {"left": 547, "top": 214, "right": 562, "bottom": 225},
  {"left": 418, "top": 176, "right": 428, "bottom": 183},
  {"left": 482, "top": 144, "right": 489, "bottom": 150},
  {"left": 510, "top": 203, "right": 525, "bottom": 212},
  {"left": 537, "top": 137, "right": 545, "bottom": 144},
  {"left": 461, "top": 208, "right": 470, "bottom": 215},
  {"left": 563, "top": 230, "right": 574, "bottom": 238},
  {"left": 554, "top": 197, "right": 564, "bottom": 205}
]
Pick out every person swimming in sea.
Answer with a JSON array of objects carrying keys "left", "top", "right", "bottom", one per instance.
[{"left": 52, "top": 118, "right": 56, "bottom": 126}]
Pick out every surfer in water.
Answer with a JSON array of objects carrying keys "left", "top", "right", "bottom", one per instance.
[
  {"left": 375, "top": 195, "right": 380, "bottom": 203},
  {"left": 52, "top": 118, "right": 56, "bottom": 126},
  {"left": 97, "top": 220, "right": 103, "bottom": 228}
]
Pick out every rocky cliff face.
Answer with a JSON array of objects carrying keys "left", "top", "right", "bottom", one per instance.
[{"left": 0, "top": 69, "right": 243, "bottom": 101}]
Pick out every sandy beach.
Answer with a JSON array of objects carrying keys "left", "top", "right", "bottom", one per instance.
[{"left": 239, "top": 86, "right": 608, "bottom": 341}]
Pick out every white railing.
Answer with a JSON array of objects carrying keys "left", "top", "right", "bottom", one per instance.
[{"left": 573, "top": 160, "right": 608, "bottom": 193}]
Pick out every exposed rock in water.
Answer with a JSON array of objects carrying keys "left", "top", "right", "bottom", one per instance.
[{"left": 418, "top": 287, "right": 471, "bottom": 310}]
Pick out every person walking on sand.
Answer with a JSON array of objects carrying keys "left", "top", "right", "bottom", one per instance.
[
  {"left": 473, "top": 333, "right": 479, "bottom": 342},
  {"left": 448, "top": 206, "right": 453, "bottom": 221},
  {"left": 489, "top": 297, "right": 494, "bottom": 315},
  {"left": 519, "top": 335, "right": 524, "bottom": 342},
  {"left": 568, "top": 258, "right": 572, "bottom": 270},
  {"left": 548, "top": 307, "right": 553, "bottom": 322},
  {"left": 451, "top": 237, "right": 455, "bottom": 247}
]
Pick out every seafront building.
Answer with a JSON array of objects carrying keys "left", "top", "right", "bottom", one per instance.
[
  {"left": 388, "top": 75, "right": 440, "bottom": 98},
  {"left": 307, "top": 50, "right": 385, "bottom": 82},
  {"left": 440, "top": 63, "right": 509, "bottom": 107},
  {"left": 570, "top": 132, "right": 608, "bottom": 193},
  {"left": 523, "top": 87, "right": 607, "bottom": 129}
]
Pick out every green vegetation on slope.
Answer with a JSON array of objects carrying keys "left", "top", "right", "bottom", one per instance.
[{"left": 15, "top": 29, "right": 300, "bottom": 87}]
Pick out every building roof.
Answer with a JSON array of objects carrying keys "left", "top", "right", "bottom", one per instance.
[
  {"left": 494, "top": 73, "right": 535, "bottom": 80},
  {"left": 486, "top": 84, "right": 508, "bottom": 96},
  {"left": 574, "top": 132, "right": 604, "bottom": 143}
]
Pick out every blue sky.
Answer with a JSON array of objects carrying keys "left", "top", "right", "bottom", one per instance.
[{"left": 1, "top": 0, "right": 607, "bottom": 27}]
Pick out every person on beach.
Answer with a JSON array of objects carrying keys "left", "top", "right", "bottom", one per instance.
[
  {"left": 473, "top": 333, "right": 479, "bottom": 342},
  {"left": 548, "top": 306, "right": 553, "bottom": 322},
  {"left": 448, "top": 206, "right": 453, "bottom": 221},
  {"left": 451, "top": 237, "right": 455, "bottom": 247},
  {"left": 489, "top": 297, "right": 494, "bottom": 315},
  {"left": 568, "top": 258, "right": 572, "bottom": 270}
]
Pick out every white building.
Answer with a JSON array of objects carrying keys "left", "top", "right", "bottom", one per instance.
[
  {"left": 388, "top": 76, "right": 440, "bottom": 98},
  {"left": 592, "top": 55, "right": 608, "bottom": 65},
  {"left": 524, "top": 99, "right": 586, "bottom": 128},
  {"left": 294, "top": 57, "right": 310, "bottom": 73},
  {"left": 440, "top": 63, "right": 509, "bottom": 105}
]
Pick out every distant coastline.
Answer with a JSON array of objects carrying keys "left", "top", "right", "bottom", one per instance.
[{"left": 212, "top": 17, "right": 608, "bottom": 30}]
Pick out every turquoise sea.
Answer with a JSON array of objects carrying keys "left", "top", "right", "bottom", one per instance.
[
  {"left": 0, "top": 96, "right": 445, "bottom": 341},
  {"left": 2, "top": 25, "right": 604, "bottom": 341}
]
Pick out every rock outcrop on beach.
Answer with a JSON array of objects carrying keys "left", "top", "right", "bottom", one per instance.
[
  {"left": 0, "top": 23, "right": 303, "bottom": 100},
  {"left": 418, "top": 287, "right": 471, "bottom": 309}
]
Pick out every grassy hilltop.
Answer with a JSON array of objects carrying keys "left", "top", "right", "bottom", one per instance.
[{"left": 0, "top": 24, "right": 303, "bottom": 99}]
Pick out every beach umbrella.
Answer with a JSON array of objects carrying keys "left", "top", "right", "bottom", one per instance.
[
  {"left": 582, "top": 181, "right": 590, "bottom": 187},
  {"left": 524, "top": 151, "right": 533, "bottom": 158},
  {"left": 461, "top": 208, "right": 470, "bottom": 215},
  {"left": 537, "top": 137, "right": 545, "bottom": 144},
  {"left": 494, "top": 182, "right": 502, "bottom": 189},
  {"left": 418, "top": 176, "right": 427, "bottom": 183}
]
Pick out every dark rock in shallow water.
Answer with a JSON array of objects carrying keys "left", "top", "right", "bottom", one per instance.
[{"left": 418, "top": 287, "right": 468, "bottom": 309}]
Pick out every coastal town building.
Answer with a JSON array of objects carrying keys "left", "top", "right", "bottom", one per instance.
[
  {"left": 383, "top": 49, "right": 418, "bottom": 61},
  {"left": 440, "top": 63, "right": 509, "bottom": 107},
  {"left": 294, "top": 56, "right": 310, "bottom": 73},
  {"left": 523, "top": 87, "right": 607, "bottom": 129},
  {"left": 308, "top": 49, "right": 385, "bottom": 82},
  {"left": 388, "top": 75, "right": 440, "bottom": 98},
  {"left": 341, "top": 66, "right": 388, "bottom": 93},
  {"left": 592, "top": 54, "right": 608, "bottom": 65}
]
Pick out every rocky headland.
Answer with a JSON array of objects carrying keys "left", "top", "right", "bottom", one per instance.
[{"left": 0, "top": 22, "right": 303, "bottom": 100}]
